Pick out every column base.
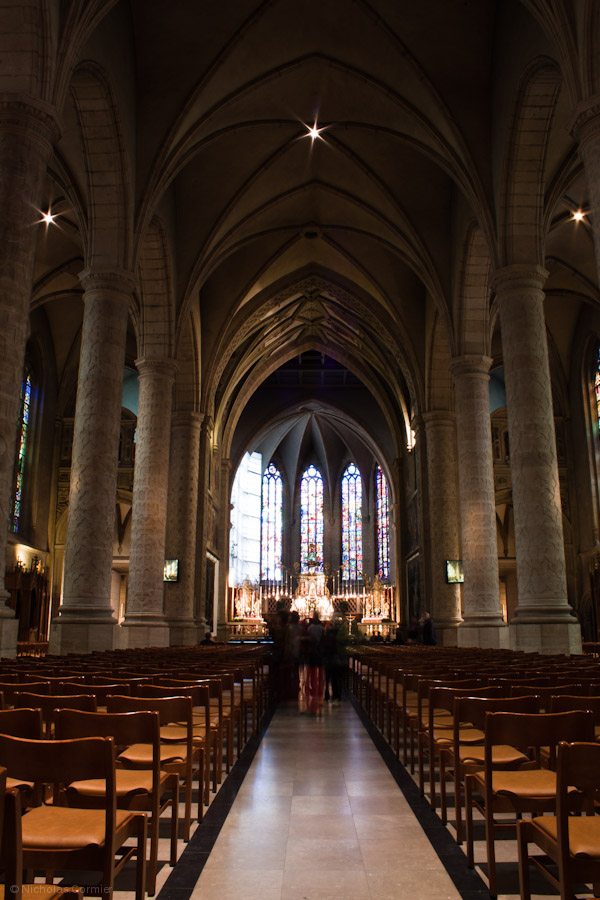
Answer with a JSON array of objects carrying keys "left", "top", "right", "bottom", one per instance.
[
  {"left": 169, "top": 623, "right": 203, "bottom": 646},
  {"left": 0, "top": 617, "right": 19, "bottom": 657},
  {"left": 509, "top": 620, "right": 582, "bottom": 654},
  {"left": 437, "top": 624, "right": 460, "bottom": 647},
  {"left": 457, "top": 622, "right": 510, "bottom": 649},
  {"left": 48, "top": 621, "right": 120, "bottom": 654},
  {"left": 118, "top": 622, "right": 170, "bottom": 649}
]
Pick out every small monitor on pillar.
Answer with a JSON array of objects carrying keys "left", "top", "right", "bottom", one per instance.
[
  {"left": 446, "top": 560, "right": 464, "bottom": 584},
  {"left": 164, "top": 559, "right": 179, "bottom": 582}
]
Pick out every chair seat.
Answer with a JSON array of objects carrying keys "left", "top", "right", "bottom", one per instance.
[
  {"left": 71, "top": 768, "right": 167, "bottom": 798},
  {"left": 119, "top": 742, "right": 188, "bottom": 765},
  {"left": 532, "top": 815, "right": 600, "bottom": 859},
  {"left": 473, "top": 768, "right": 557, "bottom": 798},
  {"left": 21, "top": 805, "right": 134, "bottom": 849},
  {"left": 455, "top": 743, "right": 528, "bottom": 766},
  {"left": 6, "top": 776, "right": 34, "bottom": 791},
  {"left": 160, "top": 724, "right": 207, "bottom": 742},
  {"left": 432, "top": 726, "right": 484, "bottom": 744}
]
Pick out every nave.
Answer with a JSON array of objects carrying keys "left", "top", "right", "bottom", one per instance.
[{"left": 153, "top": 700, "right": 489, "bottom": 900}]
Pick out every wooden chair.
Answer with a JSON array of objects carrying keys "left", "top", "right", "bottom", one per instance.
[
  {"left": 518, "top": 741, "right": 600, "bottom": 900},
  {"left": 418, "top": 685, "right": 506, "bottom": 810},
  {"left": 106, "top": 693, "right": 201, "bottom": 842},
  {"left": 13, "top": 692, "right": 97, "bottom": 738},
  {"left": 465, "top": 709, "right": 595, "bottom": 897},
  {"left": 138, "top": 684, "right": 215, "bottom": 803},
  {"left": 0, "top": 681, "right": 50, "bottom": 705},
  {"left": 55, "top": 707, "right": 178, "bottom": 896},
  {"left": 439, "top": 693, "right": 540, "bottom": 843},
  {"left": 0, "top": 733, "right": 146, "bottom": 900}
]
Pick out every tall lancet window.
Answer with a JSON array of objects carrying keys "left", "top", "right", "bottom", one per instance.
[
  {"left": 12, "top": 367, "right": 33, "bottom": 533},
  {"left": 376, "top": 465, "right": 390, "bottom": 578},
  {"left": 261, "top": 462, "right": 283, "bottom": 582},
  {"left": 341, "top": 462, "right": 363, "bottom": 581},
  {"left": 595, "top": 345, "right": 600, "bottom": 431},
  {"left": 300, "top": 464, "right": 324, "bottom": 572}
]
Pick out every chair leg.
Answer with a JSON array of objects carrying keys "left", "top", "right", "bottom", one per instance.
[
  {"left": 169, "top": 776, "right": 179, "bottom": 865},
  {"left": 439, "top": 751, "right": 448, "bottom": 825},
  {"left": 135, "top": 814, "right": 148, "bottom": 900},
  {"left": 517, "top": 820, "right": 532, "bottom": 900},
  {"left": 418, "top": 732, "right": 426, "bottom": 796},
  {"left": 485, "top": 809, "right": 498, "bottom": 898},
  {"left": 465, "top": 775, "right": 475, "bottom": 868},
  {"left": 148, "top": 806, "right": 159, "bottom": 895}
]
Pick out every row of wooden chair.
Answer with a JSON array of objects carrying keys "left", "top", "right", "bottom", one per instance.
[
  {"left": 0, "top": 644, "right": 271, "bottom": 898},
  {"left": 348, "top": 645, "right": 600, "bottom": 899}
]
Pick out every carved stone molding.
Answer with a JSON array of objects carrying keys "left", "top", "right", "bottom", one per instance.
[
  {"left": 449, "top": 354, "right": 493, "bottom": 380},
  {"left": 79, "top": 267, "right": 137, "bottom": 298},
  {"left": 567, "top": 94, "right": 600, "bottom": 148},
  {"left": 0, "top": 95, "right": 63, "bottom": 147},
  {"left": 491, "top": 265, "right": 548, "bottom": 297},
  {"left": 135, "top": 357, "right": 177, "bottom": 381}
]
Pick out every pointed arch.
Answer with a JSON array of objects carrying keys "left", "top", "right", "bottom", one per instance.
[
  {"left": 455, "top": 221, "right": 493, "bottom": 356},
  {"left": 500, "top": 58, "right": 562, "bottom": 266},
  {"left": 70, "top": 61, "right": 131, "bottom": 269}
]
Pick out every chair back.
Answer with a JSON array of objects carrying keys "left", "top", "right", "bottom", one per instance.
[
  {"left": 555, "top": 741, "right": 600, "bottom": 820},
  {"left": 0, "top": 707, "right": 43, "bottom": 738},
  {"left": 549, "top": 694, "right": 600, "bottom": 722},
  {"left": 485, "top": 709, "right": 595, "bottom": 770},
  {"left": 13, "top": 692, "right": 97, "bottom": 737}
]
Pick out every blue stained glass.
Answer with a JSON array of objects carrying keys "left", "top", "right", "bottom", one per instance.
[
  {"left": 300, "top": 465, "right": 324, "bottom": 572},
  {"left": 261, "top": 462, "right": 282, "bottom": 581},
  {"left": 376, "top": 466, "right": 390, "bottom": 578},
  {"left": 12, "top": 371, "right": 32, "bottom": 532},
  {"left": 342, "top": 463, "right": 362, "bottom": 581}
]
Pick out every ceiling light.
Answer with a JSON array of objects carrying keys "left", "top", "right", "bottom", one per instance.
[
  {"left": 41, "top": 209, "right": 56, "bottom": 226},
  {"left": 303, "top": 119, "right": 326, "bottom": 142},
  {"left": 572, "top": 210, "right": 585, "bottom": 222}
]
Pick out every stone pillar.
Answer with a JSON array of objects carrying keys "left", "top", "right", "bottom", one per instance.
[
  {"left": 216, "top": 457, "right": 232, "bottom": 637},
  {"left": 492, "top": 265, "right": 581, "bottom": 653},
  {"left": 422, "top": 412, "right": 462, "bottom": 645},
  {"left": 120, "top": 358, "right": 177, "bottom": 648},
  {"left": 165, "top": 411, "right": 203, "bottom": 645},
  {"left": 569, "top": 96, "right": 600, "bottom": 284},
  {"left": 49, "top": 269, "right": 134, "bottom": 654},
  {"left": 450, "top": 355, "right": 509, "bottom": 648},
  {"left": 0, "top": 100, "right": 59, "bottom": 655}
]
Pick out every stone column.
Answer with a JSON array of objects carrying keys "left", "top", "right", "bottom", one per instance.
[
  {"left": 492, "top": 265, "right": 581, "bottom": 653},
  {"left": 165, "top": 411, "right": 203, "bottom": 645},
  {"left": 0, "top": 100, "right": 59, "bottom": 655},
  {"left": 450, "top": 355, "right": 509, "bottom": 648},
  {"left": 422, "top": 412, "right": 462, "bottom": 645},
  {"left": 49, "top": 269, "right": 135, "bottom": 654},
  {"left": 569, "top": 97, "right": 600, "bottom": 284},
  {"left": 216, "top": 457, "right": 232, "bottom": 636},
  {"left": 120, "top": 358, "right": 177, "bottom": 648}
]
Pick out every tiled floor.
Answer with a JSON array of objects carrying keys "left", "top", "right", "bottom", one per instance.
[{"left": 157, "top": 700, "right": 484, "bottom": 900}]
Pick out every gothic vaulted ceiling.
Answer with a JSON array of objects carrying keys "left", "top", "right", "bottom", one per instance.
[{"left": 33, "top": 0, "right": 599, "bottom": 468}]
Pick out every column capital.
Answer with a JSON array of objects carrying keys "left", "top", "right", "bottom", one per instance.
[
  {"left": 422, "top": 410, "right": 456, "bottom": 429},
  {"left": 567, "top": 94, "right": 600, "bottom": 149},
  {"left": 0, "top": 95, "right": 62, "bottom": 147},
  {"left": 171, "top": 410, "right": 203, "bottom": 430},
  {"left": 79, "top": 267, "right": 138, "bottom": 297},
  {"left": 221, "top": 457, "right": 232, "bottom": 474},
  {"left": 135, "top": 357, "right": 178, "bottom": 381},
  {"left": 449, "top": 354, "right": 493, "bottom": 380},
  {"left": 491, "top": 264, "right": 548, "bottom": 296}
]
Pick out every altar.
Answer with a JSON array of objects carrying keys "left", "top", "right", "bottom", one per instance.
[{"left": 290, "top": 570, "right": 334, "bottom": 620}]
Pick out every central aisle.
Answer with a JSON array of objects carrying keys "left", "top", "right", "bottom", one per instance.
[{"left": 191, "top": 701, "right": 463, "bottom": 900}]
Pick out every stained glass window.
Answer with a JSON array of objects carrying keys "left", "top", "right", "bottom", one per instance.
[
  {"left": 595, "top": 346, "right": 600, "bottom": 431},
  {"left": 261, "top": 462, "right": 282, "bottom": 582},
  {"left": 300, "top": 464, "right": 324, "bottom": 572},
  {"left": 376, "top": 465, "right": 390, "bottom": 578},
  {"left": 341, "top": 462, "right": 362, "bottom": 581},
  {"left": 12, "top": 369, "right": 32, "bottom": 532}
]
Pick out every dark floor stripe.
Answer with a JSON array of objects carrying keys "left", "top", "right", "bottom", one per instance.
[
  {"left": 157, "top": 704, "right": 276, "bottom": 900},
  {"left": 347, "top": 692, "right": 490, "bottom": 900}
]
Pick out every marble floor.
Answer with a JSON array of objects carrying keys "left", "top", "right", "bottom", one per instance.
[{"left": 155, "top": 700, "right": 491, "bottom": 900}]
